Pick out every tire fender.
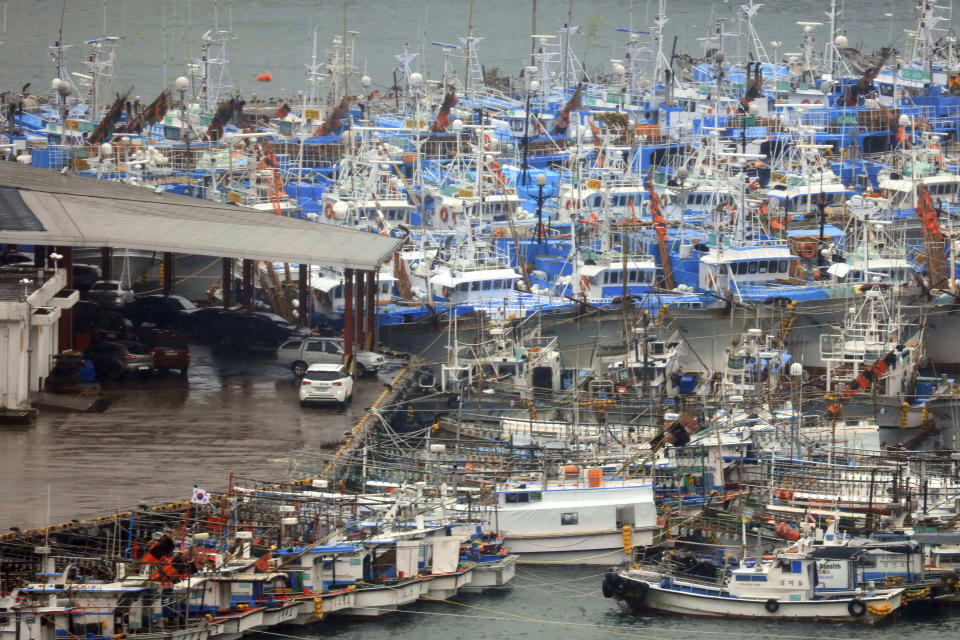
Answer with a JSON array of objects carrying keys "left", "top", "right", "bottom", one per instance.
[{"left": 764, "top": 598, "right": 779, "bottom": 614}]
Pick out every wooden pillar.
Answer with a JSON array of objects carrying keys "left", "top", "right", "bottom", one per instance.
[
  {"left": 100, "top": 247, "right": 112, "bottom": 280},
  {"left": 298, "top": 263, "right": 309, "bottom": 328},
  {"left": 57, "top": 246, "right": 73, "bottom": 351},
  {"left": 162, "top": 252, "right": 174, "bottom": 296},
  {"left": 365, "top": 271, "right": 377, "bottom": 350},
  {"left": 355, "top": 270, "right": 365, "bottom": 352},
  {"left": 242, "top": 259, "right": 254, "bottom": 309},
  {"left": 221, "top": 258, "right": 233, "bottom": 307},
  {"left": 343, "top": 268, "right": 354, "bottom": 363},
  {"left": 33, "top": 245, "right": 46, "bottom": 269}
]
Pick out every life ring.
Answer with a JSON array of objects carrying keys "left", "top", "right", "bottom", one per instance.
[
  {"left": 441, "top": 286, "right": 451, "bottom": 298},
  {"left": 798, "top": 243, "right": 817, "bottom": 260},
  {"left": 579, "top": 275, "right": 590, "bottom": 293},
  {"left": 324, "top": 203, "right": 335, "bottom": 219},
  {"left": 565, "top": 199, "right": 574, "bottom": 210},
  {"left": 439, "top": 206, "right": 450, "bottom": 222},
  {"left": 483, "top": 134, "right": 491, "bottom": 151},
  {"left": 494, "top": 227, "right": 502, "bottom": 238},
  {"left": 764, "top": 599, "right": 779, "bottom": 614},
  {"left": 847, "top": 598, "right": 867, "bottom": 618}
]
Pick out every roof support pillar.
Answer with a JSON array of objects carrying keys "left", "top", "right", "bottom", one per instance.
[
  {"left": 221, "top": 258, "right": 233, "bottom": 308},
  {"left": 33, "top": 246, "right": 47, "bottom": 269},
  {"left": 162, "top": 252, "right": 174, "bottom": 296},
  {"left": 100, "top": 247, "right": 112, "bottom": 280},
  {"left": 344, "top": 268, "right": 354, "bottom": 368},
  {"left": 355, "top": 270, "right": 365, "bottom": 353},
  {"left": 365, "top": 270, "right": 377, "bottom": 351},
  {"left": 57, "top": 246, "right": 73, "bottom": 352},
  {"left": 298, "top": 264, "right": 309, "bottom": 328},
  {"left": 242, "top": 259, "right": 254, "bottom": 310}
]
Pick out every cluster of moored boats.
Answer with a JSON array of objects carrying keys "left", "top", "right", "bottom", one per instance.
[{"left": 5, "top": 0, "right": 960, "bottom": 632}]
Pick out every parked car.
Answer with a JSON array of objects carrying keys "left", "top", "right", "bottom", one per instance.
[
  {"left": 251, "top": 311, "right": 310, "bottom": 337},
  {"left": 83, "top": 341, "right": 154, "bottom": 380},
  {"left": 299, "top": 363, "right": 353, "bottom": 407},
  {"left": 123, "top": 294, "right": 198, "bottom": 329},
  {"left": 214, "top": 311, "right": 300, "bottom": 352},
  {"left": 139, "top": 328, "right": 190, "bottom": 375},
  {"left": 72, "top": 264, "right": 102, "bottom": 291},
  {"left": 0, "top": 251, "right": 33, "bottom": 266},
  {"left": 88, "top": 280, "right": 135, "bottom": 309},
  {"left": 276, "top": 337, "right": 385, "bottom": 377},
  {"left": 181, "top": 306, "right": 230, "bottom": 342}
]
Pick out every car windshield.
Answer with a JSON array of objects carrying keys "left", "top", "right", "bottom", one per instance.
[
  {"left": 121, "top": 342, "right": 150, "bottom": 355},
  {"left": 153, "top": 336, "right": 187, "bottom": 349},
  {"left": 91, "top": 282, "right": 117, "bottom": 291},
  {"left": 305, "top": 369, "right": 344, "bottom": 381}
]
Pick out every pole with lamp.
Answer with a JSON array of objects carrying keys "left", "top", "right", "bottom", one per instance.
[
  {"left": 790, "top": 361, "right": 803, "bottom": 460},
  {"left": 174, "top": 75, "right": 192, "bottom": 169},
  {"left": 521, "top": 66, "right": 538, "bottom": 187}
]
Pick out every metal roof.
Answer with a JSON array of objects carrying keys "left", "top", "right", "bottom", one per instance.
[{"left": 0, "top": 162, "right": 402, "bottom": 271}]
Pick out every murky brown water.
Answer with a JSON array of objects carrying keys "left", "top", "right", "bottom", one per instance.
[{"left": 0, "top": 344, "right": 391, "bottom": 530}]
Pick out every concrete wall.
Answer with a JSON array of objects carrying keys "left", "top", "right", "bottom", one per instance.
[{"left": 0, "top": 268, "right": 69, "bottom": 409}]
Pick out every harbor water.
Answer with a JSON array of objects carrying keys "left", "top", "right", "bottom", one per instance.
[{"left": 0, "top": 1, "right": 920, "bottom": 107}]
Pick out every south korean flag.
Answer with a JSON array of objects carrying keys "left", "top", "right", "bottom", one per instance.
[{"left": 191, "top": 486, "right": 211, "bottom": 505}]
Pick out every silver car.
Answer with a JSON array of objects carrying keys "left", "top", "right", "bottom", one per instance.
[
  {"left": 276, "top": 337, "right": 385, "bottom": 377},
  {"left": 88, "top": 280, "right": 135, "bottom": 309}
]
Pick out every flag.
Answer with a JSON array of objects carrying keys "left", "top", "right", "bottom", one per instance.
[
  {"left": 254, "top": 553, "right": 271, "bottom": 573},
  {"left": 274, "top": 102, "right": 291, "bottom": 119},
  {"left": 191, "top": 486, "right": 211, "bottom": 504}
]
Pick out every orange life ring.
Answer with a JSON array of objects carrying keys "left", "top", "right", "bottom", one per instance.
[
  {"left": 439, "top": 206, "right": 450, "bottom": 222},
  {"left": 565, "top": 199, "right": 574, "bottom": 210},
  {"left": 799, "top": 243, "right": 817, "bottom": 259},
  {"left": 483, "top": 134, "right": 491, "bottom": 151},
  {"left": 579, "top": 275, "right": 590, "bottom": 293},
  {"left": 494, "top": 227, "right": 502, "bottom": 238},
  {"left": 324, "top": 202, "right": 334, "bottom": 219},
  {"left": 442, "top": 286, "right": 451, "bottom": 298}
]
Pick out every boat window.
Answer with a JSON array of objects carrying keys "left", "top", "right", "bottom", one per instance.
[
  {"left": 850, "top": 270, "right": 862, "bottom": 280},
  {"left": 560, "top": 512, "right": 579, "bottom": 526},
  {"left": 380, "top": 283, "right": 391, "bottom": 294},
  {"left": 457, "top": 283, "right": 469, "bottom": 292},
  {"left": 651, "top": 342, "right": 665, "bottom": 355},
  {"left": 779, "top": 260, "right": 789, "bottom": 273},
  {"left": 748, "top": 262, "right": 758, "bottom": 274},
  {"left": 471, "top": 281, "right": 481, "bottom": 291},
  {"left": 643, "top": 270, "right": 653, "bottom": 283},
  {"left": 333, "top": 285, "right": 343, "bottom": 298},
  {"left": 628, "top": 270, "right": 638, "bottom": 283},
  {"left": 483, "top": 280, "right": 492, "bottom": 290},
  {"left": 757, "top": 261, "right": 767, "bottom": 274},
  {"left": 719, "top": 265, "right": 727, "bottom": 275},
  {"left": 879, "top": 83, "right": 893, "bottom": 97},
  {"left": 602, "top": 272, "right": 609, "bottom": 284},
  {"left": 493, "top": 279, "right": 503, "bottom": 289},
  {"left": 505, "top": 492, "right": 529, "bottom": 504},
  {"left": 736, "top": 262, "right": 748, "bottom": 275},
  {"left": 529, "top": 491, "right": 541, "bottom": 501}
]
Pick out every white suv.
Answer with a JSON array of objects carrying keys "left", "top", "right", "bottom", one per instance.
[
  {"left": 276, "top": 337, "right": 385, "bottom": 377},
  {"left": 299, "top": 363, "right": 353, "bottom": 407}
]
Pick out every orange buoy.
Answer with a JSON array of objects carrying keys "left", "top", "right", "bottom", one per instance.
[{"left": 257, "top": 73, "right": 272, "bottom": 82}]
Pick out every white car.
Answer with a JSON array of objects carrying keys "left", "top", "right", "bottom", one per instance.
[
  {"left": 299, "top": 363, "right": 353, "bottom": 407},
  {"left": 276, "top": 337, "right": 385, "bottom": 377}
]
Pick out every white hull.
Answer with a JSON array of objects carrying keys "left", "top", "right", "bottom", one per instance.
[
  {"left": 339, "top": 580, "right": 425, "bottom": 618},
  {"left": 505, "top": 530, "right": 652, "bottom": 565},
  {"left": 611, "top": 574, "right": 903, "bottom": 624},
  {"left": 461, "top": 555, "right": 518, "bottom": 593}
]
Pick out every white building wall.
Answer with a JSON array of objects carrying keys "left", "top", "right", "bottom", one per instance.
[{"left": 0, "top": 268, "right": 70, "bottom": 409}]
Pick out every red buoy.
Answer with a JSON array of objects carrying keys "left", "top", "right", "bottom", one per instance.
[{"left": 257, "top": 73, "right": 272, "bottom": 82}]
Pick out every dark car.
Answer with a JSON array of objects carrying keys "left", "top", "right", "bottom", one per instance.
[
  {"left": 72, "top": 301, "right": 136, "bottom": 343},
  {"left": 0, "top": 251, "right": 33, "bottom": 266},
  {"left": 251, "top": 311, "right": 310, "bottom": 337},
  {"left": 181, "top": 306, "right": 230, "bottom": 343},
  {"left": 139, "top": 328, "right": 190, "bottom": 375},
  {"left": 214, "top": 310, "right": 299, "bottom": 352},
  {"left": 72, "top": 264, "right": 102, "bottom": 291},
  {"left": 123, "top": 294, "right": 198, "bottom": 329},
  {"left": 83, "top": 341, "right": 154, "bottom": 380}
]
